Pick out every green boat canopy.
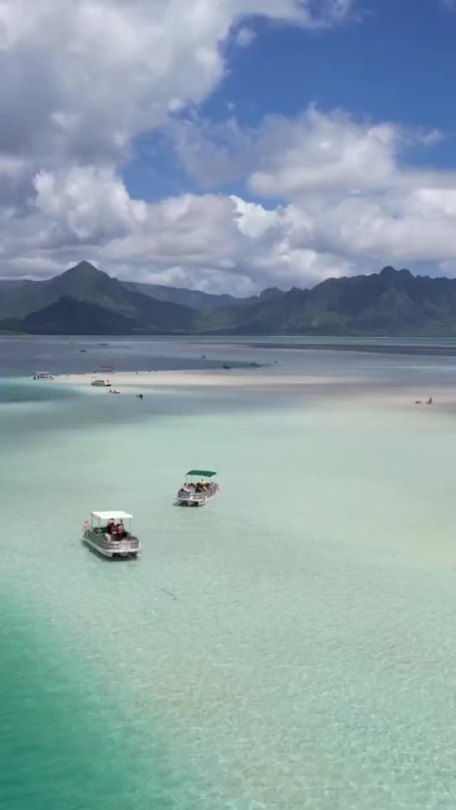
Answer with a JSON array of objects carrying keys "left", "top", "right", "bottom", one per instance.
[{"left": 186, "top": 470, "right": 217, "bottom": 478}]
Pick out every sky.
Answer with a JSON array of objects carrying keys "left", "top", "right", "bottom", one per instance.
[{"left": 2, "top": 0, "right": 456, "bottom": 294}]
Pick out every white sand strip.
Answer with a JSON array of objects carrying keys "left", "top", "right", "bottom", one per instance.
[
  {"left": 50, "top": 369, "right": 352, "bottom": 389},
  {"left": 44, "top": 370, "right": 456, "bottom": 413}
]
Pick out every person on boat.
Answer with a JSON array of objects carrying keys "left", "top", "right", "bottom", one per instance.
[
  {"left": 107, "top": 518, "right": 116, "bottom": 535},
  {"left": 117, "top": 520, "right": 126, "bottom": 538}
]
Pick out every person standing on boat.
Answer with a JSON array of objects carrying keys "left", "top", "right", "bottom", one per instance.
[
  {"left": 117, "top": 520, "right": 126, "bottom": 538},
  {"left": 107, "top": 517, "right": 115, "bottom": 535}
]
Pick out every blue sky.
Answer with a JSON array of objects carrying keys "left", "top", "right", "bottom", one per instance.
[
  {"left": 125, "top": 0, "right": 456, "bottom": 204},
  {"left": 206, "top": 1, "right": 456, "bottom": 130},
  {"left": 3, "top": 0, "right": 456, "bottom": 292}
]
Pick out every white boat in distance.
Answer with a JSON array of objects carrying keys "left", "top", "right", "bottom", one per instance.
[
  {"left": 177, "top": 470, "right": 220, "bottom": 507},
  {"left": 83, "top": 511, "right": 141, "bottom": 558}
]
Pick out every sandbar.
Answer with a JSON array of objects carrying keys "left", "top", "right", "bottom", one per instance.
[
  {"left": 46, "top": 369, "right": 456, "bottom": 416},
  {"left": 50, "top": 369, "right": 352, "bottom": 389}
]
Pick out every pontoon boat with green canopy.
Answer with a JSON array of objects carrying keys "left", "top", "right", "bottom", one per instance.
[{"left": 177, "top": 470, "right": 220, "bottom": 506}]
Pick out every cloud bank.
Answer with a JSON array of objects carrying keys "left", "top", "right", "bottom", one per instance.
[{"left": 3, "top": 0, "right": 456, "bottom": 293}]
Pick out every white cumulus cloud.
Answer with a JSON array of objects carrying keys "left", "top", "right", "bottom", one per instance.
[
  {"left": 0, "top": 0, "right": 360, "bottom": 291},
  {"left": 169, "top": 105, "right": 456, "bottom": 283},
  {"left": 13, "top": 0, "right": 455, "bottom": 296},
  {"left": 0, "top": 0, "right": 354, "bottom": 167}
]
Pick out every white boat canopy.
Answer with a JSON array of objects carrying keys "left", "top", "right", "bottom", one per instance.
[{"left": 91, "top": 511, "right": 133, "bottom": 521}]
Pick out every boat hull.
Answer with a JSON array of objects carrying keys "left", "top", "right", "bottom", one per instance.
[
  {"left": 83, "top": 530, "right": 141, "bottom": 558},
  {"left": 177, "top": 490, "right": 219, "bottom": 507}
]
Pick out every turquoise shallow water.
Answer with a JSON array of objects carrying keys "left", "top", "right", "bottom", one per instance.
[
  {"left": 3, "top": 345, "right": 456, "bottom": 809},
  {"left": 1, "top": 601, "right": 199, "bottom": 810}
]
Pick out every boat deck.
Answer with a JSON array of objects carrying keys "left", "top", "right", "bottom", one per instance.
[
  {"left": 177, "top": 485, "right": 220, "bottom": 506},
  {"left": 84, "top": 528, "right": 141, "bottom": 557}
]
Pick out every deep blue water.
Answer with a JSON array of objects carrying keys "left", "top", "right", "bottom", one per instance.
[{"left": 0, "top": 336, "right": 254, "bottom": 376}]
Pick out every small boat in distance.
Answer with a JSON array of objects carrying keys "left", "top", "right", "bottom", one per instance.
[
  {"left": 177, "top": 470, "right": 219, "bottom": 507},
  {"left": 33, "top": 371, "right": 54, "bottom": 380},
  {"left": 91, "top": 379, "right": 110, "bottom": 387},
  {"left": 83, "top": 511, "right": 141, "bottom": 558}
]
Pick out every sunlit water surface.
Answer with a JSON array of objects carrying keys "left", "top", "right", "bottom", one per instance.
[{"left": 2, "top": 337, "right": 456, "bottom": 809}]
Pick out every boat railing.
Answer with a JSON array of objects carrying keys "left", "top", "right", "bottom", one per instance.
[
  {"left": 178, "top": 484, "right": 218, "bottom": 500},
  {"left": 94, "top": 532, "right": 140, "bottom": 549}
]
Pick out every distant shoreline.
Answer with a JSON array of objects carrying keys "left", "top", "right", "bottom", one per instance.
[
  {"left": 3, "top": 333, "right": 456, "bottom": 357},
  {"left": 245, "top": 341, "right": 456, "bottom": 356}
]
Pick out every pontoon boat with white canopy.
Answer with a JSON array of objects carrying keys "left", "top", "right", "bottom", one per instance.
[{"left": 83, "top": 511, "right": 141, "bottom": 558}]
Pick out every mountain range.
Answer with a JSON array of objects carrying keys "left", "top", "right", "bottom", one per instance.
[{"left": 1, "top": 261, "right": 456, "bottom": 336}]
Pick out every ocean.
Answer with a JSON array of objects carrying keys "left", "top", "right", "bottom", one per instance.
[{"left": 2, "top": 335, "right": 456, "bottom": 809}]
